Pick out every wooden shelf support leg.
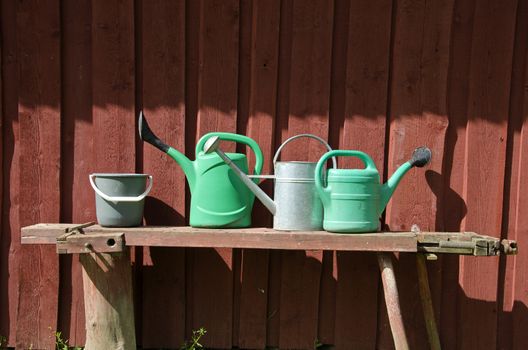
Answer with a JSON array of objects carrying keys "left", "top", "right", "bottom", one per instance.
[
  {"left": 80, "top": 248, "right": 136, "bottom": 350},
  {"left": 416, "top": 254, "right": 442, "bottom": 350},
  {"left": 377, "top": 252, "right": 409, "bottom": 350}
]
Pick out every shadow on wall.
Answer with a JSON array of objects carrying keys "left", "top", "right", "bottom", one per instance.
[
  {"left": 12, "top": 0, "right": 528, "bottom": 129},
  {"left": 425, "top": 170, "right": 468, "bottom": 232},
  {"left": 137, "top": 197, "right": 188, "bottom": 347},
  {"left": 135, "top": 246, "right": 527, "bottom": 349},
  {"left": 139, "top": 245, "right": 236, "bottom": 349},
  {"left": 144, "top": 196, "right": 185, "bottom": 226}
]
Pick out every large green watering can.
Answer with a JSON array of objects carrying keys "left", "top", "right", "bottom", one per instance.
[
  {"left": 315, "top": 147, "right": 431, "bottom": 233},
  {"left": 139, "top": 112, "right": 263, "bottom": 228}
]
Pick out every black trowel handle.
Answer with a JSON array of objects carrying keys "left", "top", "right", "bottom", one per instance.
[
  {"left": 138, "top": 111, "right": 170, "bottom": 153},
  {"left": 409, "top": 147, "right": 432, "bottom": 167}
]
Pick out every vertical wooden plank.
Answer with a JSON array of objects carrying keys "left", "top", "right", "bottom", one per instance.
[
  {"left": 332, "top": 0, "right": 393, "bottom": 348},
  {"left": 499, "top": 0, "right": 528, "bottom": 348},
  {"left": 278, "top": 0, "right": 334, "bottom": 155},
  {"left": 231, "top": 1, "right": 249, "bottom": 347},
  {"left": 385, "top": 1, "right": 452, "bottom": 228},
  {"left": 0, "top": 0, "right": 7, "bottom": 344},
  {"left": 509, "top": 57, "right": 528, "bottom": 350},
  {"left": 0, "top": 1, "right": 5, "bottom": 341},
  {"left": 195, "top": 0, "right": 239, "bottom": 136},
  {"left": 457, "top": 0, "right": 517, "bottom": 348},
  {"left": 59, "top": 0, "right": 93, "bottom": 345},
  {"left": 384, "top": 0, "right": 453, "bottom": 348},
  {"left": 238, "top": 0, "right": 279, "bottom": 224},
  {"left": 184, "top": 0, "right": 200, "bottom": 345},
  {"left": 237, "top": 249, "right": 269, "bottom": 349},
  {"left": 233, "top": 1, "right": 252, "bottom": 346},
  {"left": 139, "top": 0, "right": 187, "bottom": 348},
  {"left": 266, "top": 250, "right": 282, "bottom": 348},
  {"left": 16, "top": 0, "right": 61, "bottom": 348},
  {"left": 277, "top": 1, "right": 333, "bottom": 349},
  {"left": 335, "top": 252, "right": 380, "bottom": 349},
  {"left": 510, "top": 143, "right": 528, "bottom": 349},
  {"left": 189, "top": 248, "right": 234, "bottom": 349},
  {"left": 320, "top": 0, "right": 349, "bottom": 345},
  {"left": 317, "top": 250, "right": 336, "bottom": 346},
  {"left": 92, "top": 0, "right": 135, "bottom": 173},
  {"left": 91, "top": 0, "right": 136, "bottom": 347},
  {"left": 188, "top": 1, "right": 239, "bottom": 348},
  {"left": 279, "top": 251, "right": 324, "bottom": 350},
  {"left": 236, "top": 0, "right": 280, "bottom": 348},
  {"left": 0, "top": 0, "right": 3, "bottom": 264},
  {"left": 91, "top": 4, "right": 136, "bottom": 345},
  {"left": 440, "top": 0, "right": 475, "bottom": 347},
  {"left": 266, "top": 0, "right": 293, "bottom": 346},
  {"left": 0, "top": 1, "right": 19, "bottom": 346}
]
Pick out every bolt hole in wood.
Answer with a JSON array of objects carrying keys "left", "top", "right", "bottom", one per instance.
[{"left": 107, "top": 238, "right": 116, "bottom": 247}]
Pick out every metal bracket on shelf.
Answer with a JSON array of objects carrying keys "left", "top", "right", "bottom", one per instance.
[
  {"left": 56, "top": 222, "right": 124, "bottom": 254},
  {"left": 57, "top": 232, "right": 125, "bottom": 254},
  {"left": 500, "top": 239, "right": 518, "bottom": 255},
  {"left": 417, "top": 233, "right": 518, "bottom": 256},
  {"left": 56, "top": 221, "right": 96, "bottom": 241}
]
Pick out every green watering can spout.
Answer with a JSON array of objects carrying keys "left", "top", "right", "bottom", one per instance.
[
  {"left": 138, "top": 111, "right": 197, "bottom": 191},
  {"left": 166, "top": 148, "right": 196, "bottom": 191},
  {"left": 379, "top": 147, "right": 432, "bottom": 215}
]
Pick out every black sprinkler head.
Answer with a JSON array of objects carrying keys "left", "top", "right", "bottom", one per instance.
[{"left": 409, "top": 147, "right": 432, "bottom": 167}]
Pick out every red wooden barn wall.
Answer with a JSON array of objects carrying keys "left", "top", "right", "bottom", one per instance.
[{"left": 1, "top": 0, "right": 527, "bottom": 349}]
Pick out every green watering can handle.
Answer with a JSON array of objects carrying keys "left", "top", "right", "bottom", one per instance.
[
  {"left": 196, "top": 132, "right": 264, "bottom": 176},
  {"left": 315, "top": 150, "right": 377, "bottom": 192}
]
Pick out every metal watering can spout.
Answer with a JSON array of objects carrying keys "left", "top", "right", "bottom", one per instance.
[
  {"left": 379, "top": 147, "right": 432, "bottom": 215},
  {"left": 138, "top": 111, "right": 197, "bottom": 192},
  {"left": 203, "top": 136, "right": 277, "bottom": 215}
]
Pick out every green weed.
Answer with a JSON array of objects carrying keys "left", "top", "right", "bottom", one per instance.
[
  {"left": 0, "top": 335, "right": 7, "bottom": 349},
  {"left": 55, "top": 331, "right": 83, "bottom": 350},
  {"left": 180, "top": 327, "right": 207, "bottom": 350}
]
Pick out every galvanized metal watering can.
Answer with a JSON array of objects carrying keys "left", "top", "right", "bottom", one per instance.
[
  {"left": 204, "top": 134, "right": 336, "bottom": 231},
  {"left": 139, "top": 112, "right": 263, "bottom": 228},
  {"left": 315, "top": 147, "right": 431, "bottom": 233}
]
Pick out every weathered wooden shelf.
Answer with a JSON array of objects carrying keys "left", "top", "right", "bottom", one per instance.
[
  {"left": 21, "top": 223, "right": 517, "bottom": 256},
  {"left": 20, "top": 223, "right": 518, "bottom": 349}
]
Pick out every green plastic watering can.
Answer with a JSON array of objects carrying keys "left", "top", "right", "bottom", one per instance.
[
  {"left": 315, "top": 147, "right": 431, "bottom": 233},
  {"left": 139, "top": 112, "right": 263, "bottom": 228}
]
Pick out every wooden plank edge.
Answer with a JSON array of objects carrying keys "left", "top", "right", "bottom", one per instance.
[
  {"left": 23, "top": 225, "right": 515, "bottom": 254},
  {"left": 22, "top": 225, "right": 418, "bottom": 252}
]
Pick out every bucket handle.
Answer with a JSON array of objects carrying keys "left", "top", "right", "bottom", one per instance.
[
  {"left": 89, "top": 175, "right": 153, "bottom": 202},
  {"left": 273, "top": 134, "right": 337, "bottom": 169}
]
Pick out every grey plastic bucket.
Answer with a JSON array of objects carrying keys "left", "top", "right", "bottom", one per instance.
[{"left": 89, "top": 173, "right": 153, "bottom": 227}]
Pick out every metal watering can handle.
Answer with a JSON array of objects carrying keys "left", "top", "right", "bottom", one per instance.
[
  {"left": 196, "top": 132, "right": 264, "bottom": 176},
  {"left": 315, "top": 150, "right": 376, "bottom": 190},
  {"left": 89, "top": 174, "right": 153, "bottom": 202},
  {"left": 273, "top": 134, "right": 337, "bottom": 169}
]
